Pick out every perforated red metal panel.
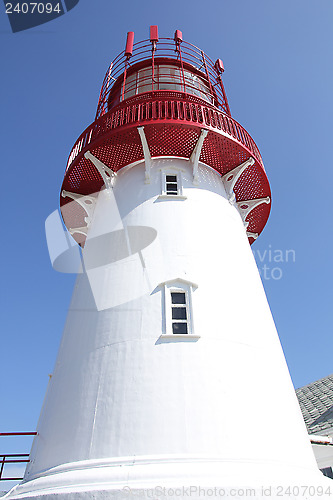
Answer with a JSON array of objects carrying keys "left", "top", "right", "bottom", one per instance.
[{"left": 61, "top": 93, "right": 270, "bottom": 245}]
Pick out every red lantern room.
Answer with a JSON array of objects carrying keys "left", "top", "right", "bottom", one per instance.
[{"left": 61, "top": 27, "right": 271, "bottom": 245}]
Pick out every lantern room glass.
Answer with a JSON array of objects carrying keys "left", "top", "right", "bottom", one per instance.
[{"left": 120, "top": 64, "right": 213, "bottom": 105}]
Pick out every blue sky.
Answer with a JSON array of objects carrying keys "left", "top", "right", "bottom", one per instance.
[{"left": 1, "top": 0, "right": 333, "bottom": 489}]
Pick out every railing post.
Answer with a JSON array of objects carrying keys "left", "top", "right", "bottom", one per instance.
[
  {"left": 177, "top": 45, "right": 187, "bottom": 94},
  {"left": 0, "top": 456, "right": 5, "bottom": 480},
  {"left": 201, "top": 51, "right": 215, "bottom": 104}
]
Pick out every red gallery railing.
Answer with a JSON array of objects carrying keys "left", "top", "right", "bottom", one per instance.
[
  {"left": 0, "top": 433, "right": 37, "bottom": 482},
  {"left": 66, "top": 93, "right": 263, "bottom": 172}
]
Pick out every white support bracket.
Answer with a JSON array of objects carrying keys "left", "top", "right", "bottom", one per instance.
[
  {"left": 246, "top": 231, "right": 259, "bottom": 240},
  {"left": 190, "top": 129, "right": 208, "bottom": 183},
  {"left": 84, "top": 151, "right": 116, "bottom": 190},
  {"left": 222, "top": 157, "right": 255, "bottom": 203},
  {"left": 61, "top": 190, "right": 96, "bottom": 225},
  {"left": 68, "top": 226, "right": 88, "bottom": 237},
  {"left": 137, "top": 126, "right": 152, "bottom": 184},
  {"left": 236, "top": 196, "right": 271, "bottom": 229}
]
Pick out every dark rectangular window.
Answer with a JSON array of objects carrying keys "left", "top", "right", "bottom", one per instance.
[
  {"left": 171, "top": 292, "right": 186, "bottom": 304},
  {"left": 166, "top": 175, "right": 177, "bottom": 183},
  {"left": 166, "top": 175, "right": 178, "bottom": 195},
  {"left": 172, "top": 323, "right": 188, "bottom": 334},
  {"left": 172, "top": 307, "right": 187, "bottom": 320},
  {"left": 171, "top": 290, "right": 189, "bottom": 334}
]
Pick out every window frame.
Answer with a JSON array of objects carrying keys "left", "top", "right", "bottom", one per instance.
[
  {"left": 158, "top": 170, "right": 187, "bottom": 200},
  {"left": 158, "top": 279, "right": 199, "bottom": 340},
  {"left": 162, "top": 171, "right": 181, "bottom": 196}
]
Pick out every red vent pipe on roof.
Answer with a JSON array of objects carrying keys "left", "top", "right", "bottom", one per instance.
[
  {"left": 174, "top": 29, "right": 183, "bottom": 43},
  {"left": 125, "top": 31, "right": 134, "bottom": 58},
  {"left": 215, "top": 58, "right": 225, "bottom": 74},
  {"left": 150, "top": 25, "right": 158, "bottom": 42}
]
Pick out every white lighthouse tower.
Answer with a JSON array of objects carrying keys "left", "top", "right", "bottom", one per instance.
[{"left": 6, "top": 27, "right": 332, "bottom": 500}]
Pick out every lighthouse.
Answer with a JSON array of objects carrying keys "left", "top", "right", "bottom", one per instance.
[{"left": 6, "top": 27, "right": 332, "bottom": 499}]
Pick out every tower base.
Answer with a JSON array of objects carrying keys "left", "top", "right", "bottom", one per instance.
[{"left": 5, "top": 455, "right": 332, "bottom": 500}]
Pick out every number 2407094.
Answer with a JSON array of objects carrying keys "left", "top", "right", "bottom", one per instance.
[{"left": 5, "top": 3, "right": 62, "bottom": 14}]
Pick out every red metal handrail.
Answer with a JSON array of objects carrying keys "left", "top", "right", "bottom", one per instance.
[
  {"left": 0, "top": 433, "right": 37, "bottom": 482},
  {"left": 66, "top": 93, "right": 262, "bottom": 172},
  {"left": 0, "top": 433, "right": 37, "bottom": 437}
]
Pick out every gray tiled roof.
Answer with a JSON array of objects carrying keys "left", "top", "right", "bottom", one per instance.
[{"left": 296, "top": 374, "right": 333, "bottom": 435}]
